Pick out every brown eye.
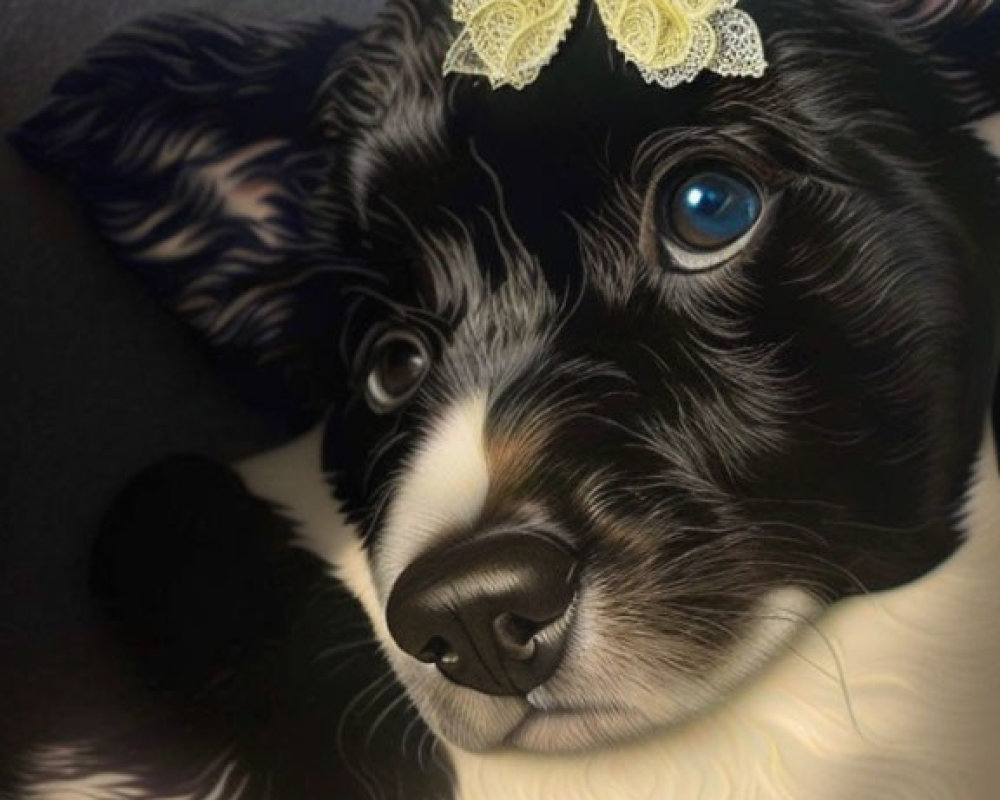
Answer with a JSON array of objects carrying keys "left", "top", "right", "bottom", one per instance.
[{"left": 365, "top": 330, "right": 431, "bottom": 414}]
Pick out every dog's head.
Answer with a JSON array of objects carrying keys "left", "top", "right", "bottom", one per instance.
[{"left": 15, "top": 0, "right": 1000, "bottom": 755}]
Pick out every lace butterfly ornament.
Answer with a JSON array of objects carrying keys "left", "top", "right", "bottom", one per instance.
[{"left": 443, "top": 0, "right": 768, "bottom": 90}]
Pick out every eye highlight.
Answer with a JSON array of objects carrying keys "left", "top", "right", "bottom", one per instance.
[
  {"left": 364, "top": 329, "right": 432, "bottom": 415},
  {"left": 656, "top": 164, "right": 766, "bottom": 272}
]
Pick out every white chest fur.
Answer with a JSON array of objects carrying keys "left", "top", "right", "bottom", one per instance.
[
  {"left": 237, "top": 421, "right": 1000, "bottom": 800},
  {"left": 26, "top": 428, "right": 1000, "bottom": 800},
  {"left": 443, "top": 428, "right": 1000, "bottom": 800},
  {"left": 441, "top": 118, "right": 1000, "bottom": 800}
]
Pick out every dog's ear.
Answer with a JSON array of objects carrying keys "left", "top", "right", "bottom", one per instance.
[
  {"left": 10, "top": 13, "right": 362, "bottom": 431},
  {"left": 883, "top": 2, "right": 1000, "bottom": 460},
  {"left": 317, "top": 0, "right": 452, "bottom": 141},
  {"left": 875, "top": 0, "right": 1000, "bottom": 121}
]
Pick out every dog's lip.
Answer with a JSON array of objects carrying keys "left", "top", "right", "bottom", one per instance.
[
  {"left": 525, "top": 704, "right": 623, "bottom": 717},
  {"left": 501, "top": 703, "right": 632, "bottom": 749}
]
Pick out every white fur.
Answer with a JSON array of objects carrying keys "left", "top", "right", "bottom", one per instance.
[
  {"left": 236, "top": 427, "right": 391, "bottom": 646},
  {"left": 246, "top": 388, "right": 1000, "bottom": 799},
  {"left": 371, "top": 394, "right": 491, "bottom": 596},
  {"left": 23, "top": 392, "right": 1000, "bottom": 800},
  {"left": 444, "top": 424, "right": 1000, "bottom": 800},
  {"left": 235, "top": 425, "right": 354, "bottom": 567},
  {"left": 28, "top": 419, "right": 1000, "bottom": 799},
  {"left": 230, "top": 413, "right": 1000, "bottom": 800}
]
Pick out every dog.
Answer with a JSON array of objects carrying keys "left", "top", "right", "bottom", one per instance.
[{"left": 9, "top": 0, "right": 1000, "bottom": 798}]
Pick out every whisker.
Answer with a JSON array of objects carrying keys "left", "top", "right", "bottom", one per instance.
[
  {"left": 675, "top": 599, "right": 866, "bottom": 738},
  {"left": 429, "top": 736, "right": 451, "bottom": 782},
  {"left": 762, "top": 605, "right": 866, "bottom": 739},
  {"left": 335, "top": 672, "right": 396, "bottom": 800},
  {"left": 416, "top": 727, "right": 433, "bottom": 774},
  {"left": 400, "top": 706, "right": 425, "bottom": 760},
  {"left": 363, "top": 428, "right": 409, "bottom": 494},
  {"left": 364, "top": 689, "right": 412, "bottom": 751},
  {"left": 312, "top": 637, "right": 379, "bottom": 664}
]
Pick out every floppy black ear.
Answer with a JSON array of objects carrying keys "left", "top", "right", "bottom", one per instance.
[
  {"left": 879, "top": 0, "right": 1000, "bottom": 120},
  {"left": 11, "top": 13, "right": 360, "bottom": 431},
  {"left": 889, "top": 2, "right": 1000, "bottom": 456}
]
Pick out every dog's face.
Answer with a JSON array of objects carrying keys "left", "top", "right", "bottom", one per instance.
[
  {"left": 317, "top": 0, "right": 1000, "bottom": 752},
  {"left": 16, "top": 0, "right": 1000, "bottom": 761}
]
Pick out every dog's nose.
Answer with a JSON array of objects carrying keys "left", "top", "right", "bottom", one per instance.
[{"left": 385, "top": 530, "right": 578, "bottom": 696}]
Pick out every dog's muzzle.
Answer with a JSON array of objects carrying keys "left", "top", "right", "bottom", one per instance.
[{"left": 386, "top": 528, "right": 579, "bottom": 696}]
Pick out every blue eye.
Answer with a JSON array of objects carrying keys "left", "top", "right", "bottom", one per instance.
[{"left": 665, "top": 169, "right": 763, "bottom": 252}]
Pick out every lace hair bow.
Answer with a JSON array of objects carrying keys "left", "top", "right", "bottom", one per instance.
[{"left": 443, "top": 0, "right": 767, "bottom": 91}]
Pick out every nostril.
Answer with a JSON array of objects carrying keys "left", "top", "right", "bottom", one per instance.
[
  {"left": 386, "top": 528, "right": 579, "bottom": 696},
  {"left": 417, "top": 635, "right": 455, "bottom": 665},
  {"left": 493, "top": 612, "right": 540, "bottom": 661}
]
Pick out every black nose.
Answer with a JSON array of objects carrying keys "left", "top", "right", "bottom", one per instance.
[{"left": 385, "top": 530, "right": 578, "bottom": 696}]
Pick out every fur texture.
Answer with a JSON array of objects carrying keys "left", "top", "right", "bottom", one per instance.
[{"left": 9, "top": 1, "right": 1000, "bottom": 798}]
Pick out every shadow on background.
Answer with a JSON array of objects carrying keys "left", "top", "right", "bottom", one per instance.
[{"left": 0, "top": 0, "right": 384, "bottom": 784}]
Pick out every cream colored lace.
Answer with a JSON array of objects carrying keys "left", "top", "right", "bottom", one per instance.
[{"left": 443, "top": 0, "right": 767, "bottom": 90}]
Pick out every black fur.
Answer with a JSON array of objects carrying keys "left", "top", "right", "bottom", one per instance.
[
  {"left": 12, "top": 13, "right": 361, "bottom": 433},
  {"left": 87, "top": 458, "right": 453, "bottom": 799},
  {"left": 9, "top": 0, "right": 1000, "bottom": 797}
]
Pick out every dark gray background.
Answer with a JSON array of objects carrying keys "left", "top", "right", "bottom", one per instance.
[{"left": 0, "top": 0, "right": 382, "bottom": 756}]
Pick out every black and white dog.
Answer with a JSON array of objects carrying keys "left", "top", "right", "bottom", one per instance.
[{"left": 10, "top": 0, "right": 1000, "bottom": 798}]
